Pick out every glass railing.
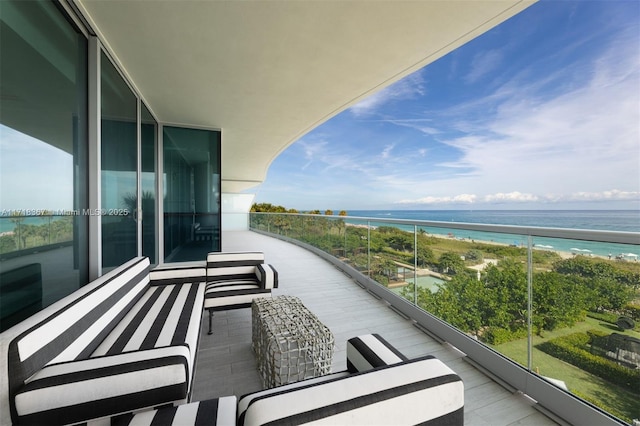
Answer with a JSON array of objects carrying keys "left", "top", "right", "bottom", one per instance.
[{"left": 250, "top": 212, "right": 640, "bottom": 425}]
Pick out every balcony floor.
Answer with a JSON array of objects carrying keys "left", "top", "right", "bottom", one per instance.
[{"left": 192, "top": 230, "right": 560, "bottom": 426}]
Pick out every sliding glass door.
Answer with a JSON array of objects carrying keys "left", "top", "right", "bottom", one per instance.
[
  {"left": 100, "top": 51, "right": 138, "bottom": 271},
  {"left": 163, "top": 126, "right": 221, "bottom": 262}
]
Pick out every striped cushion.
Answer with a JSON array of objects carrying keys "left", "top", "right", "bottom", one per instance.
[
  {"left": 15, "top": 346, "right": 190, "bottom": 425},
  {"left": 237, "top": 372, "right": 350, "bottom": 418},
  {"left": 206, "top": 251, "right": 265, "bottom": 268},
  {"left": 347, "top": 333, "right": 408, "bottom": 372},
  {"left": 203, "top": 251, "right": 278, "bottom": 312},
  {"left": 112, "top": 397, "right": 237, "bottom": 426},
  {"left": 150, "top": 264, "right": 206, "bottom": 285},
  {"left": 92, "top": 282, "right": 206, "bottom": 394},
  {"left": 8, "top": 257, "right": 151, "bottom": 420},
  {"left": 239, "top": 356, "right": 464, "bottom": 426},
  {"left": 206, "top": 252, "right": 277, "bottom": 288},
  {"left": 203, "top": 280, "right": 271, "bottom": 310},
  {"left": 255, "top": 264, "right": 278, "bottom": 290}
]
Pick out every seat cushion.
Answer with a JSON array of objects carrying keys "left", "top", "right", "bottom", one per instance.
[
  {"left": 238, "top": 356, "right": 464, "bottom": 426},
  {"left": 113, "top": 396, "right": 237, "bottom": 426},
  {"left": 346, "top": 333, "right": 408, "bottom": 372},
  {"left": 14, "top": 346, "right": 190, "bottom": 425},
  {"left": 204, "top": 280, "right": 271, "bottom": 310}
]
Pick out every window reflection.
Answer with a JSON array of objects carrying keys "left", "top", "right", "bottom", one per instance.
[
  {"left": 100, "top": 52, "right": 137, "bottom": 270},
  {"left": 0, "top": 0, "right": 88, "bottom": 331}
]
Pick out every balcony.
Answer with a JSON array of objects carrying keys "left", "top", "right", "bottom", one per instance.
[
  {"left": 193, "top": 230, "right": 559, "bottom": 425},
  {"left": 192, "top": 213, "right": 639, "bottom": 425}
]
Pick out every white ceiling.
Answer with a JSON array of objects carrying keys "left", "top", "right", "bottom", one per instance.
[{"left": 76, "top": 0, "right": 535, "bottom": 193}]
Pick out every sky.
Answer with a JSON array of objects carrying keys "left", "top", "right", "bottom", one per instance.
[{"left": 252, "top": 0, "right": 640, "bottom": 212}]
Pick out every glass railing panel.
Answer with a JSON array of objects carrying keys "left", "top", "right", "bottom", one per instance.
[
  {"left": 529, "top": 235, "right": 640, "bottom": 424},
  {"left": 343, "top": 218, "right": 369, "bottom": 274}
]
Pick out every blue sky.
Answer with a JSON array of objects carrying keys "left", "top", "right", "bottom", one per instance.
[{"left": 253, "top": 1, "right": 640, "bottom": 211}]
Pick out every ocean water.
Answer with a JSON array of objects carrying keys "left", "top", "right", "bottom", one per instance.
[
  {"left": 347, "top": 210, "right": 639, "bottom": 232},
  {"left": 344, "top": 210, "right": 640, "bottom": 259}
]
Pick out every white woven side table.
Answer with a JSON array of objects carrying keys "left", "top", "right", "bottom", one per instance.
[{"left": 252, "top": 296, "right": 335, "bottom": 388}]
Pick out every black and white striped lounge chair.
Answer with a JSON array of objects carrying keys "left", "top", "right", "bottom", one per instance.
[
  {"left": 1, "top": 257, "right": 208, "bottom": 425},
  {"left": 237, "top": 333, "right": 464, "bottom": 426},
  {"left": 204, "top": 252, "right": 278, "bottom": 334}
]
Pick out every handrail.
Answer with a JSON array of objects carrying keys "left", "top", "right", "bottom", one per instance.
[{"left": 251, "top": 212, "right": 639, "bottom": 245}]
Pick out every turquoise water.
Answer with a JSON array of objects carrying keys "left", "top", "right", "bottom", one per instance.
[
  {"left": 0, "top": 216, "right": 65, "bottom": 234},
  {"left": 347, "top": 210, "right": 639, "bottom": 232},
  {"left": 344, "top": 210, "right": 640, "bottom": 259}
]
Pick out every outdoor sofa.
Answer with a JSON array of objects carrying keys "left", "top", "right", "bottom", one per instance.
[{"left": 0, "top": 252, "right": 277, "bottom": 425}]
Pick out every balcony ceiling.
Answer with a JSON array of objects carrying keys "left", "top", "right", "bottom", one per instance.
[{"left": 76, "top": 0, "right": 535, "bottom": 193}]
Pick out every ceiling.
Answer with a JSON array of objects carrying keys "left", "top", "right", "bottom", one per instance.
[{"left": 76, "top": 0, "right": 535, "bottom": 193}]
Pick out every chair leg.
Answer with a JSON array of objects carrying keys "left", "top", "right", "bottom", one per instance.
[{"left": 208, "top": 309, "right": 213, "bottom": 335}]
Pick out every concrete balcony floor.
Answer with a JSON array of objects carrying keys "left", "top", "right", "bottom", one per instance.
[{"left": 192, "top": 230, "right": 560, "bottom": 426}]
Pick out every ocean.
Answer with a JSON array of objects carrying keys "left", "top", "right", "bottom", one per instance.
[{"left": 344, "top": 210, "right": 640, "bottom": 259}]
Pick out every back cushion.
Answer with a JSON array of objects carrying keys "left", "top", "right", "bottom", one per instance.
[
  {"left": 7, "top": 257, "right": 150, "bottom": 409},
  {"left": 239, "top": 356, "right": 464, "bottom": 426},
  {"left": 346, "top": 334, "right": 408, "bottom": 372},
  {"left": 207, "top": 252, "right": 264, "bottom": 280}
]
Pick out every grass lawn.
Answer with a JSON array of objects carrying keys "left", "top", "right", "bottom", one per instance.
[{"left": 493, "top": 318, "right": 640, "bottom": 422}]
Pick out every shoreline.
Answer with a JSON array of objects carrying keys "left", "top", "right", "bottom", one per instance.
[{"left": 345, "top": 222, "right": 624, "bottom": 261}]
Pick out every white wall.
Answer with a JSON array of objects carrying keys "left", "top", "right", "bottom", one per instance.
[{"left": 221, "top": 193, "right": 254, "bottom": 230}]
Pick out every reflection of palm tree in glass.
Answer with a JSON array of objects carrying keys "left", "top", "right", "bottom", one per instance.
[{"left": 123, "top": 191, "right": 154, "bottom": 220}]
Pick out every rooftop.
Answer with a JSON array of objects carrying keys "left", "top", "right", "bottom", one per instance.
[{"left": 192, "top": 230, "right": 559, "bottom": 426}]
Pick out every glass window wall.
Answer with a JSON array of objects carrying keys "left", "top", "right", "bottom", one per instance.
[{"left": 0, "top": 0, "right": 88, "bottom": 331}]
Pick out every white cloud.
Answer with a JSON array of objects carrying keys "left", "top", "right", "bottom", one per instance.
[
  {"left": 551, "top": 190, "right": 640, "bottom": 203},
  {"left": 381, "top": 143, "right": 395, "bottom": 159},
  {"left": 465, "top": 49, "right": 504, "bottom": 84},
  {"left": 394, "top": 189, "right": 639, "bottom": 207},
  {"left": 484, "top": 192, "right": 538, "bottom": 203},
  {"left": 396, "top": 194, "right": 477, "bottom": 205},
  {"left": 349, "top": 72, "right": 426, "bottom": 117}
]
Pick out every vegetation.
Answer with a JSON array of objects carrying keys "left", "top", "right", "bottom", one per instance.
[
  {"left": 0, "top": 215, "right": 74, "bottom": 255},
  {"left": 536, "top": 331, "right": 640, "bottom": 399}
]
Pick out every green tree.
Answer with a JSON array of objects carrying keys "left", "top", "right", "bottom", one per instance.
[
  {"left": 251, "top": 203, "right": 288, "bottom": 212},
  {"left": 532, "top": 272, "right": 587, "bottom": 335},
  {"left": 438, "top": 252, "right": 466, "bottom": 275}
]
